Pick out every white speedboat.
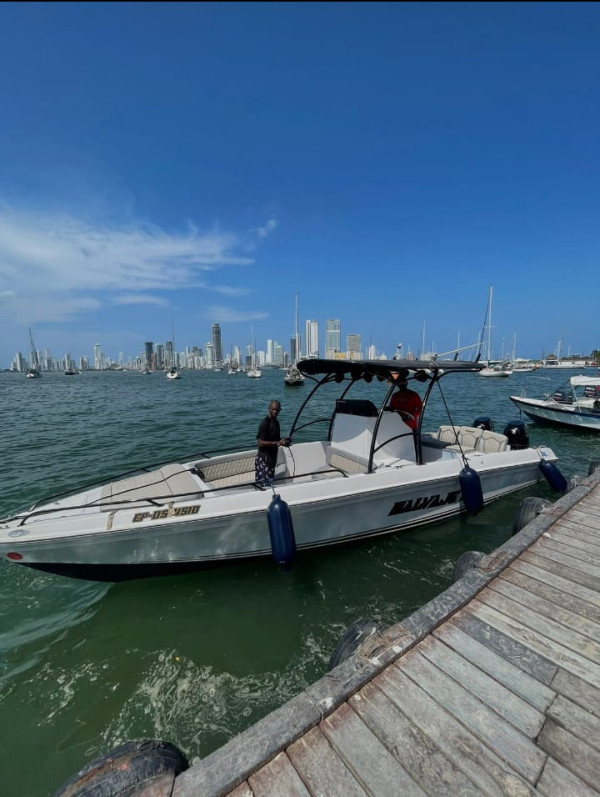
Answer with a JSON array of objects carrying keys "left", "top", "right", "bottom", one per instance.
[
  {"left": 0, "top": 358, "right": 566, "bottom": 582},
  {"left": 284, "top": 365, "right": 305, "bottom": 386},
  {"left": 166, "top": 368, "right": 181, "bottom": 380},
  {"left": 479, "top": 362, "right": 512, "bottom": 377},
  {"left": 510, "top": 375, "right": 600, "bottom": 432},
  {"left": 26, "top": 368, "right": 41, "bottom": 378}
]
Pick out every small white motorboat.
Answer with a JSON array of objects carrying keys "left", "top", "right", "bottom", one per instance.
[
  {"left": 0, "top": 358, "right": 566, "bottom": 582},
  {"left": 510, "top": 374, "right": 600, "bottom": 432},
  {"left": 478, "top": 361, "right": 513, "bottom": 377},
  {"left": 284, "top": 365, "right": 305, "bottom": 386},
  {"left": 166, "top": 368, "right": 181, "bottom": 380}
]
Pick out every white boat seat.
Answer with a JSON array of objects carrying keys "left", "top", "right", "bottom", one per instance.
[
  {"left": 99, "top": 463, "right": 204, "bottom": 509},
  {"left": 434, "top": 425, "right": 484, "bottom": 453},
  {"left": 475, "top": 430, "right": 509, "bottom": 453},
  {"left": 196, "top": 453, "right": 257, "bottom": 490},
  {"left": 436, "top": 425, "right": 460, "bottom": 445},
  {"left": 327, "top": 448, "right": 369, "bottom": 474},
  {"left": 447, "top": 426, "right": 484, "bottom": 452},
  {"left": 198, "top": 454, "right": 256, "bottom": 484}
]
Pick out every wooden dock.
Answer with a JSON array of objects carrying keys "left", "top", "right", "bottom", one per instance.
[{"left": 172, "top": 469, "right": 600, "bottom": 797}]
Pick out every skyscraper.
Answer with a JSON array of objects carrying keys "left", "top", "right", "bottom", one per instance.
[
  {"left": 305, "top": 320, "right": 319, "bottom": 358},
  {"left": 144, "top": 342, "right": 153, "bottom": 371},
  {"left": 325, "top": 319, "right": 341, "bottom": 359},
  {"left": 93, "top": 343, "right": 102, "bottom": 370},
  {"left": 211, "top": 323, "right": 223, "bottom": 368},
  {"left": 347, "top": 334, "right": 362, "bottom": 360}
]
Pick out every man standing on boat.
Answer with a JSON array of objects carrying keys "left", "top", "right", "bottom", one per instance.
[
  {"left": 255, "top": 400, "right": 288, "bottom": 485},
  {"left": 388, "top": 372, "right": 423, "bottom": 430}
]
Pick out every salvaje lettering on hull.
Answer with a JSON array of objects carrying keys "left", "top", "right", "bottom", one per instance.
[{"left": 388, "top": 490, "right": 461, "bottom": 516}]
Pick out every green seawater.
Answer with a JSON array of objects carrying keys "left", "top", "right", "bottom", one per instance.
[{"left": 0, "top": 368, "right": 597, "bottom": 795}]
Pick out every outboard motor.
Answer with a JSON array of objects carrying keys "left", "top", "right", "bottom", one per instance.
[
  {"left": 503, "top": 419, "right": 529, "bottom": 450},
  {"left": 473, "top": 416, "right": 493, "bottom": 431}
]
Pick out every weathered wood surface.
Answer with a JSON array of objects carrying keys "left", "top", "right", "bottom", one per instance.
[{"left": 172, "top": 473, "right": 600, "bottom": 797}]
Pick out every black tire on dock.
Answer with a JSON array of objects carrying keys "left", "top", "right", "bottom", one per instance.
[
  {"left": 451, "top": 551, "right": 485, "bottom": 583},
  {"left": 512, "top": 497, "right": 552, "bottom": 536},
  {"left": 588, "top": 459, "right": 600, "bottom": 476},
  {"left": 327, "top": 617, "right": 380, "bottom": 672},
  {"left": 52, "top": 739, "right": 189, "bottom": 797}
]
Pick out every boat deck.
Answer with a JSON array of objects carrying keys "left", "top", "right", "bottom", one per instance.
[{"left": 171, "top": 469, "right": 600, "bottom": 797}]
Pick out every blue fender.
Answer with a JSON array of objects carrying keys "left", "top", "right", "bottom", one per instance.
[
  {"left": 459, "top": 466, "right": 484, "bottom": 515},
  {"left": 267, "top": 494, "right": 296, "bottom": 568},
  {"left": 539, "top": 458, "right": 568, "bottom": 493}
]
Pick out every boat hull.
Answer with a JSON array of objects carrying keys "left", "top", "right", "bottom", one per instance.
[
  {"left": 0, "top": 449, "right": 553, "bottom": 581},
  {"left": 510, "top": 396, "right": 600, "bottom": 432}
]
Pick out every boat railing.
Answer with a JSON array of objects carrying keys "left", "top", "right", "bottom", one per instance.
[
  {"left": 27, "top": 443, "right": 258, "bottom": 510},
  {"left": 14, "top": 489, "right": 208, "bottom": 527}
]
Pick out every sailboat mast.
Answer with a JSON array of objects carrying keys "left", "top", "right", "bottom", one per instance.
[
  {"left": 294, "top": 292, "right": 300, "bottom": 364},
  {"left": 29, "top": 328, "right": 39, "bottom": 368},
  {"left": 487, "top": 286, "right": 493, "bottom": 362}
]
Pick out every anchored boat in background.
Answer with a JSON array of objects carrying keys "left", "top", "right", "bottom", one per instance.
[
  {"left": 284, "top": 292, "right": 305, "bottom": 387},
  {"left": 510, "top": 374, "right": 600, "bottom": 432},
  {"left": 0, "top": 358, "right": 566, "bottom": 582}
]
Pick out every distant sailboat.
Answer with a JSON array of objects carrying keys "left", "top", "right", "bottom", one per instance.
[
  {"left": 478, "top": 287, "right": 512, "bottom": 377},
  {"left": 284, "top": 292, "right": 305, "bottom": 386},
  {"left": 166, "top": 311, "right": 181, "bottom": 379},
  {"left": 247, "top": 326, "right": 262, "bottom": 378},
  {"left": 26, "top": 328, "right": 41, "bottom": 377}
]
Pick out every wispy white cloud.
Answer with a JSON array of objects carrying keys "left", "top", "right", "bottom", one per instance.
[
  {"left": 112, "top": 293, "right": 170, "bottom": 307},
  {"left": 205, "top": 304, "right": 269, "bottom": 323},
  {"left": 255, "top": 218, "right": 279, "bottom": 239},
  {"left": 0, "top": 207, "right": 275, "bottom": 326},
  {"left": 212, "top": 285, "right": 253, "bottom": 297}
]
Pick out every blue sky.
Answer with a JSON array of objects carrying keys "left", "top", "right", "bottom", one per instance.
[{"left": 0, "top": 2, "right": 598, "bottom": 366}]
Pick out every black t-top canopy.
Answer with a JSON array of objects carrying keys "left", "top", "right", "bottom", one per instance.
[{"left": 296, "top": 358, "right": 483, "bottom": 380}]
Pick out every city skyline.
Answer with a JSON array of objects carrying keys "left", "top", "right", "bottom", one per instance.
[{"left": 10, "top": 317, "right": 387, "bottom": 372}]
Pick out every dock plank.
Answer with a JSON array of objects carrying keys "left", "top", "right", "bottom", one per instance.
[
  {"left": 350, "top": 681, "right": 482, "bottom": 795},
  {"left": 451, "top": 610, "right": 557, "bottom": 684},
  {"left": 530, "top": 542, "right": 600, "bottom": 583},
  {"left": 417, "top": 634, "right": 545, "bottom": 736},
  {"left": 491, "top": 577, "right": 600, "bottom": 643},
  {"left": 555, "top": 513, "right": 600, "bottom": 537},
  {"left": 248, "top": 752, "right": 310, "bottom": 797},
  {"left": 537, "top": 757, "right": 599, "bottom": 797},
  {"left": 320, "top": 702, "right": 426, "bottom": 796},
  {"left": 546, "top": 524, "right": 600, "bottom": 553},
  {"left": 547, "top": 694, "right": 600, "bottom": 752},
  {"left": 521, "top": 550, "right": 600, "bottom": 594},
  {"left": 393, "top": 649, "right": 546, "bottom": 781},
  {"left": 551, "top": 668, "right": 600, "bottom": 719},
  {"left": 433, "top": 620, "right": 555, "bottom": 712},
  {"left": 375, "top": 662, "right": 535, "bottom": 795},
  {"left": 466, "top": 600, "right": 600, "bottom": 689},
  {"left": 480, "top": 587, "right": 600, "bottom": 663},
  {"left": 501, "top": 568, "right": 600, "bottom": 624},
  {"left": 511, "top": 558, "right": 600, "bottom": 608},
  {"left": 536, "top": 535, "right": 600, "bottom": 568},
  {"left": 287, "top": 726, "right": 368, "bottom": 796},
  {"left": 538, "top": 719, "right": 600, "bottom": 792}
]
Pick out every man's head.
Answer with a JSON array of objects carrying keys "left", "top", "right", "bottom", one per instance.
[
  {"left": 269, "top": 401, "right": 281, "bottom": 417},
  {"left": 389, "top": 368, "right": 409, "bottom": 385}
]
